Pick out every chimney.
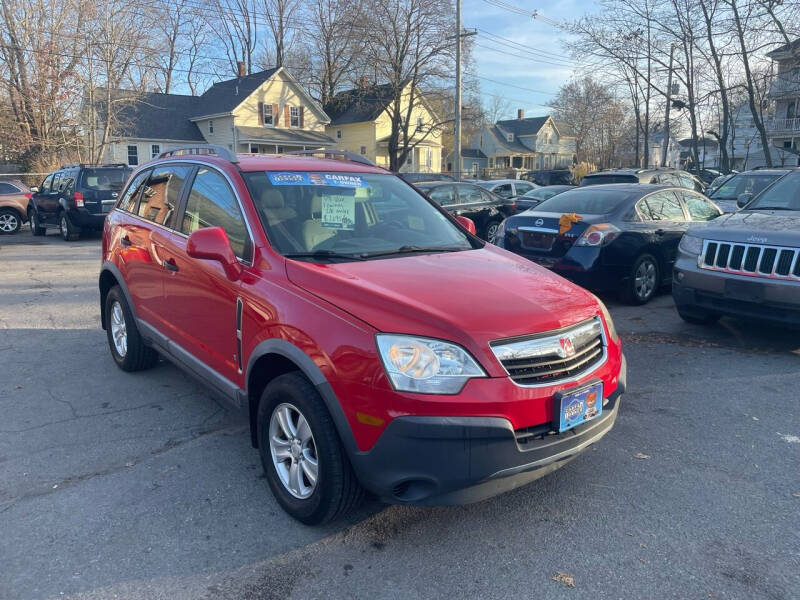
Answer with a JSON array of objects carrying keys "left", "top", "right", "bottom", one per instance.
[
  {"left": 517, "top": 108, "right": 524, "bottom": 120},
  {"left": 358, "top": 75, "right": 368, "bottom": 90},
  {"left": 237, "top": 61, "right": 246, "bottom": 78}
]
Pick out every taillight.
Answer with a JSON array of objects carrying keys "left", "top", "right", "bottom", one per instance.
[
  {"left": 25, "top": 192, "right": 32, "bottom": 200},
  {"left": 74, "top": 192, "right": 84, "bottom": 207},
  {"left": 511, "top": 200, "right": 517, "bottom": 211},
  {"left": 575, "top": 224, "right": 621, "bottom": 247}
]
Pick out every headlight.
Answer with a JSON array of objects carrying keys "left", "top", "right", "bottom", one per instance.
[
  {"left": 593, "top": 296, "right": 619, "bottom": 344},
  {"left": 376, "top": 334, "right": 486, "bottom": 394},
  {"left": 679, "top": 233, "right": 704, "bottom": 255}
]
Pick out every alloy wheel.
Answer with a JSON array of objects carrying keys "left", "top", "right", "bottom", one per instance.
[
  {"left": 486, "top": 223, "right": 500, "bottom": 244},
  {"left": 60, "top": 215, "right": 69, "bottom": 240},
  {"left": 0, "top": 212, "right": 18, "bottom": 233},
  {"left": 634, "top": 259, "right": 657, "bottom": 301},
  {"left": 269, "top": 402, "right": 318, "bottom": 499},
  {"left": 110, "top": 301, "right": 128, "bottom": 357}
]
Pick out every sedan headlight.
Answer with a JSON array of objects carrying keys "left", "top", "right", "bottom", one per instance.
[
  {"left": 593, "top": 296, "right": 619, "bottom": 344},
  {"left": 376, "top": 334, "right": 486, "bottom": 394},
  {"left": 679, "top": 233, "right": 704, "bottom": 255}
]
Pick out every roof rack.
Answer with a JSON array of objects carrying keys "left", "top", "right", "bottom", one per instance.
[
  {"left": 59, "top": 163, "right": 128, "bottom": 169},
  {"left": 285, "top": 149, "right": 376, "bottom": 167},
  {"left": 158, "top": 145, "right": 239, "bottom": 164}
]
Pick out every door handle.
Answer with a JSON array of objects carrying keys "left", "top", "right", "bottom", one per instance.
[
  {"left": 163, "top": 258, "right": 179, "bottom": 272},
  {"left": 120, "top": 236, "right": 132, "bottom": 247}
]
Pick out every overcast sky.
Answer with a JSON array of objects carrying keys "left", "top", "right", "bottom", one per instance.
[{"left": 462, "top": 0, "right": 601, "bottom": 120}]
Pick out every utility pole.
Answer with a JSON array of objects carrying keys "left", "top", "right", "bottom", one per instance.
[
  {"left": 661, "top": 44, "right": 676, "bottom": 167},
  {"left": 453, "top": 1, "right": 475, "bottom": 179}
]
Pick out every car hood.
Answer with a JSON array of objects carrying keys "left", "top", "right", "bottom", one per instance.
[
  {"left": 689, "top": 210, "right": 800, "bottom": 245},
  {"left": 285, "top": 245, "right": 600, "bottom": 355}
]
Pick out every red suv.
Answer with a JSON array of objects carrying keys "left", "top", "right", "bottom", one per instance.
[{"left": 99, "top": 147, "right": 626, "bottom": 524}]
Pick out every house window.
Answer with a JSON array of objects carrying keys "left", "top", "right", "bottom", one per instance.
[
  {"left": 406, "top": 151, "right": 413, "bottom": 168},
  {"left": 127, "top": 145, "right": 138, "bottom": 166},
  {"left": 506, "top": 133, "right": 514, "bottom": 142},
  {"left": 209, "top": 120, "right": 214, "bottom": 134},
  {"left": 290, "top": 106, "right": 299, "bottom": 128},
  {"left": 263, "top": 105, "right": 273, "bottom": 126},
  {"left": 151, "top": 144, "right": 160, "bottom": 159},
  {"left": 250, "top": 145, "right": 259, "bottom": 153},
  {"left": 472, "top": 163, "right": 479, "bottom": 176},
  {"left": 417, "top": 116, "right": 424, "bottom": 130},
  {"left": 425, "top": 147, "right": 432, "bottom": 168},
  {"left": 337, "top": 129, "right": 342, "bottom": 139},
  {"left": 360, "top": 146, "right": 367, "bottom": 155},
  {"left": 488, "top": 157, "right": 494, "bottom": 168}
]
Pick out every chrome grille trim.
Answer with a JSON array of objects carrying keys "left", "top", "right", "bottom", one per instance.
[
  {"left": 490, "top": 317, "right": 607, "bottom": 388},
  {"left": 700, "top": 239, "right": 800, "bottom": 281}
]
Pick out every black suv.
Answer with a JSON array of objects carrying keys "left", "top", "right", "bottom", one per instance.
[
  {"left": 580, "top": 168, "right": 705, "bottom": 193},
  {"left": 523, "top": 169, "right": 574, "bottom": 186},
  {"left": 28, "top": 164, "right": 131, "bottom": 240}
]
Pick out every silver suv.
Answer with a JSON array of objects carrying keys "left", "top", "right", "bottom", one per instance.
[{"left": 673, "top": 168, "right": 800, "bottom": 326}]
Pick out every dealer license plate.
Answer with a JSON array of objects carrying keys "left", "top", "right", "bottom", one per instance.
[{"left": 557, "top": 381, "right": 603, "bottom": 432}]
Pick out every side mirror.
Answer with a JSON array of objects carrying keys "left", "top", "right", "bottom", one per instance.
[
  {"left": 29, "top": 186, "right": 39, "bottom": 193},
  {"left": 736, "top": 192, "right": 753, "bottom": 208},
  {"left": 455, "top": 215, "right": 477, "bottom": 235},
  {"left": 186, "top": 226, "right": 242, "bottom": 281}
]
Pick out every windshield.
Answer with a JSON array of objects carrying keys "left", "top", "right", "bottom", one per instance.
[
  {"left": 80, "top": 168, "right": 128, "bottom": 191},
  {"left": 745, "top": 171, "right": 800, "bottom": 211},
  {"left": 242, "top": 171, "right": 475, "bottom": 260},
  {"left": 533, "top": 188, "right": 637, "bottom": 214},
  {"left": 709, "top": 172, "right": 783, "bottom": 200},
  {"left": 580, "top": 174, "right": 638, "bottom": 186}
]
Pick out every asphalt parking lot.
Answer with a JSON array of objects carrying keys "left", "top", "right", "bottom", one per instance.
[{"left": 1, "top": 229, "right": 799, "bottom": 600}]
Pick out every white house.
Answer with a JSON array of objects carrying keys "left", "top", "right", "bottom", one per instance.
[{"left": 766, "top": 38, "right": 800, "bottom": 166}]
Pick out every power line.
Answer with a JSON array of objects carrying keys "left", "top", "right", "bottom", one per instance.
[{"left": 465, "top": 72, "right": 558, "bottom": 97}]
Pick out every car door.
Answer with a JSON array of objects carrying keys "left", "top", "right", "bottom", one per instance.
[
  {"left": 37, "top": 173, "right": 61, "bottom": 222},
  {"left": 636, "top": 190, "right": 689, "bottom": 279},
  {"left": 159, "top": 165, "right": 253, "bottom": 384}
]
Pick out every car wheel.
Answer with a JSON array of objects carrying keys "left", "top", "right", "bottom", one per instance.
[
  {"left": 29, "top": 210, "right": 46, "bottom": 236},
  {"left": 677, "top": 308, "right": 721, "bottom": 325},
  {"left": 258, "top": 372, "right": 364, "bottom": 525},
  {"left": 0, "top": 208, "right": 21, "bottom": 234},
  {"left": 485, "top": 219, "right": 502, "bottom": 244},
  {"left": 622, "top": 253, "right": 659, "bottom": 305},
  {"left": 59, "top": 211, "right": 80, "bottom": 241},
  {"left": 104, "top": 285, "right": 159, "bottom": 372}
]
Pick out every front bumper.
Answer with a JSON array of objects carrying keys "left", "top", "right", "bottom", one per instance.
[{"left": 350, "top": 355, "right": 626, "bottom": 505}]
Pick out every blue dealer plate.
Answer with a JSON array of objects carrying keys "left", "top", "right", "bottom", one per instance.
[{"left": 558, "top": 381, "right": 603, "bottom": 432}]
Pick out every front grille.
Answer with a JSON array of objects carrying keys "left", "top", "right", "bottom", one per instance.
[
  {"left": 490, "top": 318, "right": 606, "bottom": 386},
  {"left": 701, "top": 239, "right": 800, "bottom": 280}
]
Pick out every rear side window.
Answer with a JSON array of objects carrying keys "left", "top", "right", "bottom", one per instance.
[
  {"left": 427, "top": 186, "right": 456, "bottom": 206},
  {"left": 493, "top": 183, "right": 513, "bottom": 198},
  {"left": 181, "top": 168, "right": 251, "bottom": 260},
  {"left": 80, "top": 168, "right": 128, "bottom": 191},
  {"left": 457, "top": 184, "right": 483, "bottom": 203},
  {"left": 638, "top": 191, "right": 686, "bottom": 221},
  {"left": 682, "top": 192, "right": 721, "bottom": 221},
  {"left": 137, "top": 165, "right": 191, "bottom": 228},
  {"left": 117, "top": 169, "right": 152, "bottom": 213},
  {"left": 0, "top": 182, "right": 21, "bottom": 194}
]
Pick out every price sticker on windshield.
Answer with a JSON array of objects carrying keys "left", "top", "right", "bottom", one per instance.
[{"left": 322, "top": 195, "right": 356, "bottom": 230}]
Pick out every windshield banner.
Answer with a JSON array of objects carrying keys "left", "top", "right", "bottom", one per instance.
[{"left": 268, "top": 172, "right": 367, "bottom": 188}]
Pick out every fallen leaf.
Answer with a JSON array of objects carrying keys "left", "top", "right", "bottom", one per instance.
[
  {"left": 752, "top": 416, "right": 759, "bottom": 421},
  {"left": 552, "top": 572, "right": 575, "bottom": 588},
  {"left": 793, "top": 492, "right": 800, "bottom": 498},
  {"left": 634, "top": 452, "right": 651, "bottom": 460}
]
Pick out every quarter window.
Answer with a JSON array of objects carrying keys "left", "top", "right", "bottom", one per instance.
[
  {"left": 181, "top": 168, "right": 251, "bottom": 260},
  {"left": 127, "top": 145, "right": 138, "bottom": 166},
  {"left": 117, "top": 169, "right": 151, "bottom": 213},
  {"left": 0, "top": 182, "right": 21, "bottom": 194},
  {"left": 683, "top": 192, "right": 721, "bottom": 221},
  {"left": 137, "top": 165, "right": 191, "bottom": 228},
  {"left": 290, "top": 106, "right": 299, "bottom": 128}
]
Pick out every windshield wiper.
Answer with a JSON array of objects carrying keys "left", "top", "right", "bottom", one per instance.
[
  {"left": 283, "top": 250, "right": 367, "bottom": 261},
  {"left": 358, "top": 245, "right": 465, "bottom": 259}
]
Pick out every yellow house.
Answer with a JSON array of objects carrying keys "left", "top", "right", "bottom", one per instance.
[
  {"left": 324, "top": 82, "right": 443, "bottom": 173},
  {"left": 100, "top": 67, "right": 336, "bottom": 166}
]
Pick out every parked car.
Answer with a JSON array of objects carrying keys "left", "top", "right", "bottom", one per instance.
[
  {"left": 0, "top": 179, "right": 32, "bottom": 234},
  {"left": 580, "top": 168, "right": 706, "bottom": 193},
  {"left": 516, "top": 185, "right": 575, "bottom": 212},
  {"left": 477, "top": 179, "right": 539, "bottom": 201},
  {"left": 674, "top": 168, "right": 800, "bottom": 325},
  {"left": 705, "top": 168, "right": 791, "bottom": 213},
  {"left": 496, "top": 184, "right": 723, "bottom": 304},
  {"left": 28, "top": 164, "right": 131, "bottom": 240},
  {"left": 416, "top": 181, "right": 509, "bottom": 243},
  {"left": 398, "top": 172, "right": 457, "bottom": 184},
  {"left": 523, "top": 169, "right": 574, "bottom": 186},
  {"left": 100, "top": 146, "right": 625, "bottom": 524},
  {"left": 706, "top": 172, "right": 736, "bottom": 196},
  {"left": 690, "top": 168, "right": 724, "bottom": 185}
]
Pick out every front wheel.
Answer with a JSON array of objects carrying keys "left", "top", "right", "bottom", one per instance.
[
  {"left": 258, "top": 372, "right": 363, "bottom": 525},
  {"left": 0, "top": 208, "right": 21, "bottom": 234},
  {"left": 621, "top": 253, "right": 659, "bottom": 305},
  {"left": 59, "top": 211, "right": 80, "bottom": 241},
  {"left": 29, "top": 210, "right": 45, "bottom": 236}
]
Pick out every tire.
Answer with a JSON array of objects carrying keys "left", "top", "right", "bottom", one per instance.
[
  {"left": 484, "top": 219, "right": 502, "bottom": 244},
  {"left": 0, "top": 208, "right": 21, "bottom": 234},
  {"left": 104, "top": 285, "right": 159, "bottom": 372},
  {"left": 621, "top": 253, "right": 660, "bottom": 305},
  {"left": 257, "top": 372, "right": 363, "bottom": 525},
  {"left": 677, "top": 307, "right": 721, "bottom": 325},
  {"left": 29, "top": 209, "right": 46, "bottom": 236},
  {"left": 59, "top": 211, "right": 80, "bottom": 241}
]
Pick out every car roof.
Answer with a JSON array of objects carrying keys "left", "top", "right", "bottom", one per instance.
[
  {"left": 145, "top": 153, "right": 388, "bottom": 175},
  {"left": 737, "top": 168, "right": 794, "bottom": 175},
  {"left": 571, "top": 183, "right": 675, "bottom": 195}
]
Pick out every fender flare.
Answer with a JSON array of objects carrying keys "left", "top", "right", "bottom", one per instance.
[
  {"left": 99, "top": 262, "right": 138, "bottom": 329},
  {"left": 245, "top": 339, "right": 358, "bottom": 454}
]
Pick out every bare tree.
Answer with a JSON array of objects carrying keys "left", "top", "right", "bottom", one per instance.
[
  {"left": 208, "top": 0, "right": 258, "bottom": 76},
  {"left": 262, "top": 0, "right": 301, "bottom": 68}
]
